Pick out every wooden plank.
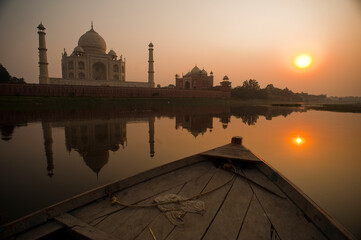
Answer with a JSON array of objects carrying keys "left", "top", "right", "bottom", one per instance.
[
  {"left": 15, "top": 221, "right": 63, "bottom": 240},
  {"left": 237, "top": 194, "right": 279, "bottom": 240},
  {"left": 242, "top": 167, "right": 327, "bottom": 240},
  {"left": 200, "top": 144, "right": 261, "bottom": 162},
  {"left": 94, "top": 184, "right": 184, "bottom": 239},
  {"left": 55, "top": 213, "right": 120, "bottom": 240},
  {"left": 0, "top": 155, "right": 207, "bottom": 239},
  {"left": 71, "top": 160, "right": 214, "bottom": 225},
  {"left": 202, "top": 173, "right": 254, "bottom": 240},
  {"left": 165, "top": 167, "right": 235, "bottom": 240},
  {"left": 134, "top": 163, "right": 218, "bottom": 240},
  {"left": 256, "top": 162, "right": 356, "bottom": 240}
]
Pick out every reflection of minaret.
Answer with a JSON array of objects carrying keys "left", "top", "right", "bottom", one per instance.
[
  {"left": 42, "top": 122, "right": 54, "bottom": 177},
  {"left": 149, "top": 117, "right": 155, "bottom": 158},
  {"left": 37, "top": 23, "right": 49, "bottom": 84}
]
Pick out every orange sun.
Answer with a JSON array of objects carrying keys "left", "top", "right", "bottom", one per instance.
[
  {"left": 294, "top": 54, "right": 313, "bottom": 69},
  {"left": 293, "top": 136, "right": 305, "bottom": 146}
]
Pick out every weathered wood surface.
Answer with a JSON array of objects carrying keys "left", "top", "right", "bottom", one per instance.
[
  {"left": 134, "top": 164, "right": 218, "bottom": 240},
  {"left": 202, "top": 173, "right": 253, "bottom": 240},
  {"left": 237, "top": 194, "right": 279, "bottom": 240},
  {"left": 55, "top": 213, "right": 120, "bottom": 240},
  {"left": 256, "top": 162, "right": 355, "bottom": 240},
  {"left": 242, "top": 167, "right": 327, "bottom": 240},
  {"left": 200, "top": 143, "right": 261, "bottom": 162},
  {"left": 14, "top": 221, "right": 63, "bottom": 240},
  {"left": 71, "top": 159, "right": 213, "bottom": 225},
  {"left": 165, "top": 167, "right": 235, "bottom": 240}
]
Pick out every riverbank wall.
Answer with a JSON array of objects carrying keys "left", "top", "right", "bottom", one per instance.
[{"left": 0, "top": 83, "right": 230, "bottom": 99}]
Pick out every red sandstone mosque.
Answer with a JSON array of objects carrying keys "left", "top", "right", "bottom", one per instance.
[{"left": 175, "top": 66, "right": 214, "bottom": 89}]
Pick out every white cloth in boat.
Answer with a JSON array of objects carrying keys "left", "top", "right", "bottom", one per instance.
[{"left": 154, "top": 194, "right": 205, "bottom": 225}]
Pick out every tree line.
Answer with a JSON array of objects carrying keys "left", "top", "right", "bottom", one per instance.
[
  {"left": 231, "top": 79, "right": 327, "bottom": 102},
  {"left": 0, "top": 64, "right": 25, "bottom": 84}
]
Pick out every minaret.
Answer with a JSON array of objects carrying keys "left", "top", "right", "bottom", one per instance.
[
  {"left": 42, "top": 121, "right": 54, "bottom": 177},
  {"left": 148, "top": 42, "right": 154, "bottom": 87},
  {"left": 148, "top": 117, "right": 155, "bottom": 158},
  {"left": 37, "top": 23, "right": 49, "bottom": 84}
]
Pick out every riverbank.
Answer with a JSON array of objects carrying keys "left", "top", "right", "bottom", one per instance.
[
  {"left": 1, "top": 96, "right": 360, "bottom": 113},
  {"left": 0, "top": 96, "right": 230, "bottom": 111},
  {"left": 306, "top": 103, "right": 361, "bottom": 113}
]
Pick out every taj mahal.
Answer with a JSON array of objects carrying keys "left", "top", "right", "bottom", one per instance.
[{"left": 37, "top": 22, "right": 155, "bottom": 88}]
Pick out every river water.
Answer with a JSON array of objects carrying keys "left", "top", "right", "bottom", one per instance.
[{"left": 0, "top": 103, "right": 360, "bottom": 238}]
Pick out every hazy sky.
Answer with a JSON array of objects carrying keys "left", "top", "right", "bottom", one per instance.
[{"left": 0, "top": 0, "right": 360, "bottom": 96}]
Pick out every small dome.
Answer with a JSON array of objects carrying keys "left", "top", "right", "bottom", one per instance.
[
  {"left": 108, "top": 49, "right": 117, "bottom": 57},
  {"left": 201, "top": 69, "right": 207, "bottom": 75},
  {"left": 223, "top": 75, "right": 229, "bottom": 80},
  {"left": 78, "top": 27, "right": 106, "bottom": 54},
  {"left": 191, "top": 65, "right": 201, "bottom": 74},
  {"left": 74, "top": 46, "right": 84, "bottom": 53},
  {"left": 149, "top": 42, "right": 154, "bottom": 47},
  {"left": 37, "top": 23, "right": 45, "bottom": 30}
]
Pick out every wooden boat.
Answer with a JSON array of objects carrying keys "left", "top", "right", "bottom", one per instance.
[{"left": 0, "top": 137, "right": 355, "bottom": 240}]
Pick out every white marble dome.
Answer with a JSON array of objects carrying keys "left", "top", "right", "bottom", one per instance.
[{"left": 78, "top": 27, "right": 106, "bottom": 54}]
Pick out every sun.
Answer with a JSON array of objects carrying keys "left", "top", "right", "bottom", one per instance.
[{"left": 294, "top": 54, "right": 313, "bottom": 69}]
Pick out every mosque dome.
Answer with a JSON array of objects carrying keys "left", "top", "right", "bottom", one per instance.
[
  {"left": 78, "top": 27, "right": 106, "bottom": 54},
  {"left": 223, "top": 75, "right": 229, "bottom": 80},
  {"left": 191, "top": 65, "right": 202, "bottom": 74},
  {"left": 201, "top": 69, "right": 207, "bottom": 75}
]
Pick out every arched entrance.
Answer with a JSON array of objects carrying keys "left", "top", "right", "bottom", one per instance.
[
  {"left": 92, "top": 62, "right": 106, "bottom": 80},
  {"left": 185, "top": 81, "right": 190, "bottom": 89}
]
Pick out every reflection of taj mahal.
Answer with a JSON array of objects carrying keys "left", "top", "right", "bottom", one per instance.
[
  {"left": 39, "top": 112, "right": 230, "bottom": 178},
  {"left": 64, "top": 119, "right": 127, "bottom": 176},
  {"left": 41, "top": 117, "right": 155, "bottom": 178},
  {"left": 37, "top": 23, "right": 154, "bottom": 88}
]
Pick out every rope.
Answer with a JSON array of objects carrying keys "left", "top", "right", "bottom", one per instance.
[
  {"left": 111, "top": 166, "right": 236, "bottom": 208},
  {"left": 148, "top": 227, "right": 157, "bottom": 240},
  {"left": 111, "top": 162, "right": 285, "bottom": 209}
]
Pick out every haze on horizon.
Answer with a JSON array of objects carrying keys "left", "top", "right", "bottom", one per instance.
[{"left": 0, "top": 0, "right": 360, "bottom": 97}]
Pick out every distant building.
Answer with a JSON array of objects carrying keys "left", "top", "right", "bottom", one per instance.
[
  {"left": 215, "top": 75, "right": 232, "bottom": 91},
  {"left": 175, "top": 66, "right": 213, "bottom": 89},
  {"left": 37, "top": 22, "right": 154, "bottom": 88}
]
